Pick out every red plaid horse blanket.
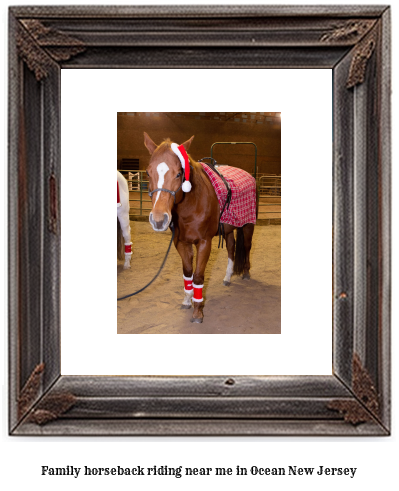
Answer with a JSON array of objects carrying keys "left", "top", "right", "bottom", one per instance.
[{"left": 200, "top": 164, "right": 257, "bottom": 227}]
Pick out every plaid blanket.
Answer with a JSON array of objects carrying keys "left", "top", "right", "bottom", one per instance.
[{"left": 200, "top": 163, "right": 257, "bottom": 227}]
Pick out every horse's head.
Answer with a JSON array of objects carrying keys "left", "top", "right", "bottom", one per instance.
[{"left": 144, "top": 132, "right": 194, "bottom": 232}]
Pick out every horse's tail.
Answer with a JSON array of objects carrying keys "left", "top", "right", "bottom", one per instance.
[
  {"left": 117, "top": 218, "right": 124, "bottom": 260},
  {"left": 233, "top": 227, "right": 246, "bottom": 275}
]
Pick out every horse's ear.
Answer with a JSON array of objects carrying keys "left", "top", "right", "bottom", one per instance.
[
  {"left": 181, "top": 135, "right": 194, "bottom": 152},
  {"left": 144, "top": 132, "right": 157, "bottom": 155}
]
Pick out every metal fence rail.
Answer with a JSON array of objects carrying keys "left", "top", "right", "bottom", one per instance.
[
  {"left": 257, "top": 174, "right": 281, "bottom": 219},
  {"left": 118, "top": 169, "right": 281, "bottom": 220},
  {"left": 258, "top": 174, "right": 281, "bottom": 197},
  {"left": 118, "top": 169, "right": 152, "bottom": 216}
]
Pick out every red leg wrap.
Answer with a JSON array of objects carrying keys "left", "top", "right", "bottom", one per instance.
[
  {"left": 193, "top": 283, "right": 203, "bottom": 303},
  {"left": 183, "top": 275, "right": 193, "bottom": 293},
  {"left": 125, "top": 243, "right": 132, "bottom": 254}
]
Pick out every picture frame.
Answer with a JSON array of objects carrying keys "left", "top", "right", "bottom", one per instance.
[{"left": 8, "top": 5, "right": 391, "bottom": 436}]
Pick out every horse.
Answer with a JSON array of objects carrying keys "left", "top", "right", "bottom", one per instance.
[
  {"left": 117, "top": 170, "right": 132, "bottom": 269},
  {"left": 144, "top": 132, "right": 257, "bottom": 323}
]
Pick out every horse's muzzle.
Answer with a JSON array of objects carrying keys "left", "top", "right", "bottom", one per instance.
[{"left": 149, "top": 212, "right": 170, "bottom": 232}]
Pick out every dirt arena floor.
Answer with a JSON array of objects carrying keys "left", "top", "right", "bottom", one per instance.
[{"left": 117, "top": 221, "right": 281, "bottom": 334}]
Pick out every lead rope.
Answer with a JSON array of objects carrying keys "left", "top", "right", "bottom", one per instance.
[{"left": 117, "top": 222, "right": 175, "bottom": 301}]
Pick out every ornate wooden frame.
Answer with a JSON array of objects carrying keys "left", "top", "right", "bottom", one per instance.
[{"left": 8, "top": 5, "right": 391, "bottom": 435}]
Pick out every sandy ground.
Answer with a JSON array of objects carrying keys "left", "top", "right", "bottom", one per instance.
[{"left": 117, "top": 221, "right": 281, "bottom": 334}]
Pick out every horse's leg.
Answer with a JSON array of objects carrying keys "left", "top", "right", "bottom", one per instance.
[
  {"left": 117, "top": 211, "right": 132, "bottom": 269},
  {"left": 223, "top": 227, "right": 235, "bottom": 286},
  {"left": 242, "top": 223, "right": 255, "bottom": 280},
  {"left": 175, "top": 241, "right": 194, "bottom": 309},
  {"left": 191, "top": 239, "right": 212, "bottom": 323}
]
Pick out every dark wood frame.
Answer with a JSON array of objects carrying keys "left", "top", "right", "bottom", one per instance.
[{"left": 8, "top": 5, "right": 391, "bottom": 436}]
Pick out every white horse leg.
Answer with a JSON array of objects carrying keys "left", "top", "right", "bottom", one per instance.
[
  {"left": 223, "top": 258, "right": 234, "bottom": 285},
  {"left": 223, "top": 230, "right": 235, "bottom": 286},
  {"left": 175, "top": 241, "right": 194, "bottom": 309},
  {"left": 120, "top": 216, "right": 132, "bottom": 269},
  {"left": 182, "top": 290, "right": 194, "bottom": 308},
  {"left": 182, "top": 274, "right": 194, "bottom": 308},
  {"left": 117, "top": 171, "right": 132, "bottom": 269}
]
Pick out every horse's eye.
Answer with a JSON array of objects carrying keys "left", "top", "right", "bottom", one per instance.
[{"left": 176, "top": 172, "right": 181, "bottom": 178}]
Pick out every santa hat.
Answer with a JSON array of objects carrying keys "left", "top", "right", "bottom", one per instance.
[{"left": 170, "top": 142, "right": 192, "bottom": 192}]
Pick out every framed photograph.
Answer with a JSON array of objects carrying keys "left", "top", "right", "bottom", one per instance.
[
  {"left": 114, "top": 109, "right": 282, "bottom": 336},
  {"left": 8, "top": 5, "right": 391, "bottom": 435}
]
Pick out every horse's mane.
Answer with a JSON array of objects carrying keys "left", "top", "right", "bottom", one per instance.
[{"left": 187, "top": 155, "right": 208, "bottom": 196}]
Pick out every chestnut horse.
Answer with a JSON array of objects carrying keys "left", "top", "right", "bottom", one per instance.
[
  {"left": 117, "top": 170, "right": 132, "bottom": 269},
  {"left": 144, "top": 133, "right": 255, "bottom": 323}
]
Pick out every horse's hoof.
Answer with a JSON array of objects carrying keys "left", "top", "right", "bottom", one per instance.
[
  {"left": 242, "top": 274, "right": 250, "bottom": 280},
  {"left": 223, "top": 281, "right": 231, "bottom": 287},
  {"left": 181, "top": 304, "right": 192, "bottom": 309},
  {"left": 190, "top": 317, "right": 203, "bottom": 324}
]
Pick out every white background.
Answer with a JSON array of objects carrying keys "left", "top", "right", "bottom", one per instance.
[
  {"left": 61, "top": 68, "right": 332, "bottom": 376},
  {"left": 1, "top": 1, "right": 398, "bottom": 491}
]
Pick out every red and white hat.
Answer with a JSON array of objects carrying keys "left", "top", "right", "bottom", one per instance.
[{"left": 171, "top": 142, "right": 192, "bottom": 192}]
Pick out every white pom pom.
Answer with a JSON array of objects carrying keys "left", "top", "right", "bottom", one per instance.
[{"left": 182, "top": 180, "right": 192, "bottom": 192}]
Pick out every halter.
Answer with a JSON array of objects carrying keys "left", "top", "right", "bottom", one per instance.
[
  {"left": 148, "top": 180, "right": 183, "bottom": 204},
  {"left": 148, "top": 144, "right": 192, "bottom": 202},
  {"left": 147, "top": 161, "right": 193, "bottom": 203}
]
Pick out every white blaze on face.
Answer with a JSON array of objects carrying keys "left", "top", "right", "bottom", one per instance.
[{"left": 154, "top": 162, "right": 169, "bottom": 206}]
